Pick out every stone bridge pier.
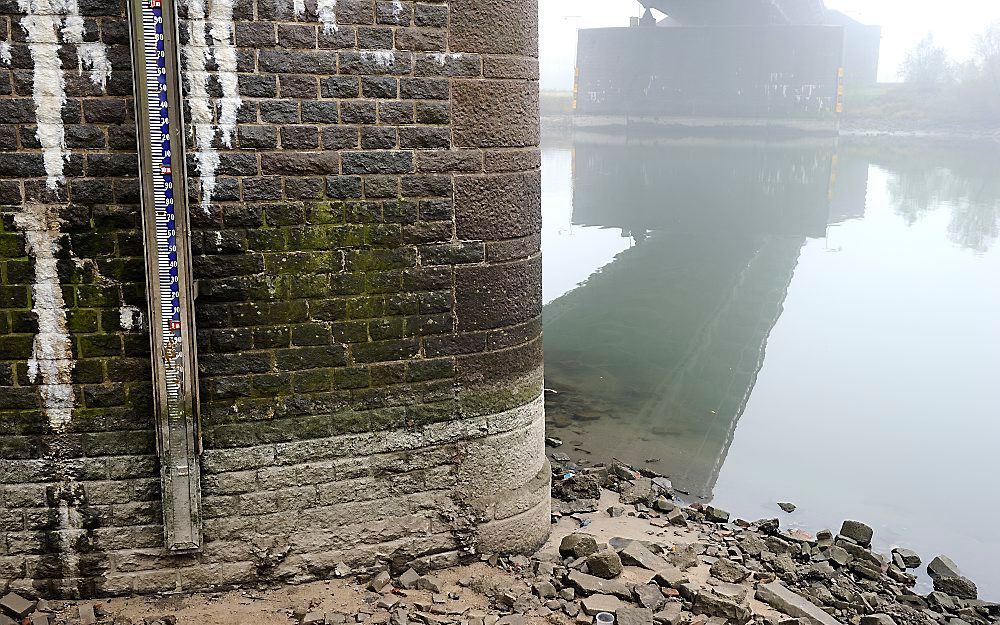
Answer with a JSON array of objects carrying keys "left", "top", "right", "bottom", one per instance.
[{"left": 0, "top": 0, "right": 546, "bottom": 597}]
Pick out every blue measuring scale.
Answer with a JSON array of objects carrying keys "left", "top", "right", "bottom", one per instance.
[{"left": 129, "top": 0, "right": 203, "bottom": 552}]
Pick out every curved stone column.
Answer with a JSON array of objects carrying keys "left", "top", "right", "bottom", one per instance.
[{"left": 0, "top": 0, "right": 545, "bottom": 597}]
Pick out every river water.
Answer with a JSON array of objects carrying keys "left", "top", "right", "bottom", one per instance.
[{"left": 540, "top": 133, "right": 1000, "bottom": 598}]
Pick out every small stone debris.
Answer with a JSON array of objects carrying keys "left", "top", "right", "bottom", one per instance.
[
  {"left": 0, "top": 593, "right": 36, "bottom": 619},
  {"left": 580, "top": 594, "right": 626, "bottom": 616},
  {"left": 755, "top": 581, "right": 841, "bottom": 625},
  {"left": 861, "top": 615, "right": 898, "bottom": 625},
  {"left": 777, "top": 502, "right": 797, "bottom": 513},
  {"left": 18, "top": 457, "right": 998, "bottom": 625},
  {"left": 890, "top": 547, "right": 921, "bottom": 569},
  {"left": 708, "top": 558, "right": 751, "bottom": 584},
  {"left": 839, "top": 520, "right": 874, "bottom": 547},
  {"left": 545, "top": 437, "right": 564, "bottom": 448},
  {"left": 703, "top": 506, "right": 730, "bottom": 523},
  {"left": 927, "top": 554, "right": 963, "bottom": 579},
  {"left": 586, "top": 549, "right": 624, "bottom": 579},
  {"left": 398, "top": 568, "right": 421, "bottom": 590},
  {"left": 933, "top": 575, "right": 978, "bottom": 600},
  {"left": 79, "top": 603, "right": 98, "bottom": 625},
  {"left": 559, "top": 533, "right": 599, "bottom": 559},
  {"left": 619, "top": 540, "right": 666, "bottom": 571},
  {"left": 369, "top": 570, "right": 392, "bottom": 593}
]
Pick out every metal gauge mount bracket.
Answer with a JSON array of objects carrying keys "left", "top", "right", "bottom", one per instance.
[{"left": 127, "top": 0, "right": 204, "bottom": 553}]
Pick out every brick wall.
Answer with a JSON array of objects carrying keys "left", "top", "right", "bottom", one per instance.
[{"left": 0, "top": 0, "right": 546, "bottom": 598}]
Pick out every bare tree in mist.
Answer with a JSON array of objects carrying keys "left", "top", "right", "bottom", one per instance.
[
  {"left": 899, "top": 34, "right": 954, "bottom": 85},
  {"left": 975, "top": 21, "right": 1000, "bottom": 110}
]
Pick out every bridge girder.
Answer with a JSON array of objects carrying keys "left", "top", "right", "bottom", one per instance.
[{"left": 639, "top": 0, "right": 829, "bottom": 26}]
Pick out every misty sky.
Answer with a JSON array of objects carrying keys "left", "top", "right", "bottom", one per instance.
[{"left": 540, "top": 0, "right": 1000, "bottom": 90}]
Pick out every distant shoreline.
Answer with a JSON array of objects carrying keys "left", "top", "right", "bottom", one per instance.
[{"left": 540, "top": 115, "right": 1000, "bottom": 145}]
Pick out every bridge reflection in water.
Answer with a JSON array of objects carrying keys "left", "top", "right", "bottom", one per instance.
[{"left": 543, "top": 137, "right": 869, "bottom": 499}]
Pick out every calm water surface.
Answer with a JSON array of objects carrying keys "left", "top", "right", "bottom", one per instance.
[{"left": 541, "top": 135, "right": 1000, "bottom": 598}]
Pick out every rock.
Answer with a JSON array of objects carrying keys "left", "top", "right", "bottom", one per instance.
[
  {"left": 580, "top": 595, "right": 626, "bottom": 616},
  {"left": 79, "top": 605, "right": 97, "bottom": 625},
  {"left": 654, "top": 497, "right": 675, "bottom": 513},
  {"left": 927, "top": 591, "right": 957, "bottom": 611},
  {"left": 677, "top": 582, "right": 701, "bottom": 602},
  {"left": 608, "top": 506, "right": 626, "bottom": 518},
  {"left": 621, "top": 478, "right": 656, "bottom": 505},
  {"left": 617, "top": 607, "right": 655, "bottom": 625},
  {"left": 693, "top": 591, "right": 750, "bottom": 622},
  {"left": 652, "top": 565, "right": 689, "bottom": 588},
  {"left": 927, "top": 556, "right": 963, "bottom": 579},
  {"left": 839, "top": 520, "right": 874, "bottom": 547},
  {"left": 653, "top": 603, "right": 683, "bottom": 625},
  {"left": 892, "top": 548, "right": 921, "bottom": 569},
  {"left": 634, "top": 584, "right": 666, "bottom": 611},
  {"left": 561, "top": 533, "right": 600, "bottom": 559},
  {"left": 620, "top": 541, "right": 667, "bottom": 571},
  {"left": 709, "top": 559, "right": 751, "bottom": 583},
  {"left": 756, "top": 581, "right": 845, "bottom": 625},
  {"left": 704, "top": 506, "right": 730, "bottom": 523},
  {"left": 29, "top": 614, "right": 48, "bottom": 625},
  {"left": 828, "top": 546, "right": 850, "bottom": 567},
  {"left": 545, "top": 437, "right": 564, "bottom": 447},
  {"left": 778, "top": 503, "right": 797, "bottom": 513},
  {"left": 497, "top": 616, "right": 526, "bottom": 625},
  {"left": 370, "top": 571, "right": 392, "bottom": 593},
  {"left": 0, "top": 594, "right": 35, "bottom": 619},
  {"left": 415, "top": 575, "right": 441, "bottom": 593},
  {"left": 933, "top": 576, "right": 978, "bottom": 600},
  {"left": 836, "top": 539, "right": 883, "bottom": 568},
  {"left": 667, "top": 544, "right": 700, "bottom": 571},
  {"left": 568, "top": 570, "right": 632, "bottom": 599},
  {"left": 398, "top": 568, "right": 421, "bottom": 590},
  {"left": 303, "top": 613, "right": 326, "bottom": 625},
  {"left": 534, "top": 581, "right": 557, "bottom": 599},
  {"left": 554, "top": 474, "right": 603, "bottom": 502},
  {"left": 587, "top": 549, "right": 624, "bottom": 579},
  {"left": 666, "top": 508, "right": 686, "bottom": 526},
  {"left": 861, "top": 616, "right": 897, "bottom": 625},
  {"left": 711, "top": 583, "right": 750, "bottom": 604}
]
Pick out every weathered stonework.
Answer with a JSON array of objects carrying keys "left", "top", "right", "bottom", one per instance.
[{"left": 0, "top": 0, "right": 545, "bottom": 598}]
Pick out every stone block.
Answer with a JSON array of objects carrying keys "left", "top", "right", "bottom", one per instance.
[
  {"left": 453, "top": 80, "right": 539, "bottom": 148},
  {"left": 456, "top": 170, "right": 541, "bottom": 240}
]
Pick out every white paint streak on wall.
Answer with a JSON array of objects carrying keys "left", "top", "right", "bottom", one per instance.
[
  {"left": 19, "top": 0, "right": 69, "bottom": 189},
  {"left": 317, "top": 0, "right": 338, "bottom": 33},
  {"left": 59, "top": 0, "right": 112, "bottom": 87},
  {"left": 0, "top": 41, "right": 11, "bottom": 65},
  {"left": 430, "top": 52, "right": 464, "bottom": 66},
  {"left": 208, "top": 0, "right": 241, "bottom": 147},
  {"left": 180, "top": 0, "right": 220, "bottom": 211},
  {"left": 391, "top": 0, "right": 402, "bottom": 18},
  {"left": 362, "top": 49, "right": 395, "bottom": 70},
  {"left": 15, "top": 204, "right": 76, "bottom": 432},
  {"left": 76, "top": 41, "right": 112, "bottom": 88},
  {"left": 181, "top": 0, "right": 242, "bottom": 210},
  {"left": 292, "top": 0, "right": 304, "bottom": 17},
  {"left": 119, "top": 305, "right": 144, "bottom": 330}
]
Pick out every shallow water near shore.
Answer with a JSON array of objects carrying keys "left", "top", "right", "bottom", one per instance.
[{"left": 540, "top": 133, "right": 1000, "bottom": 599}]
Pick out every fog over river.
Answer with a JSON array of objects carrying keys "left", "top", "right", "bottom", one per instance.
[{"left": 541, "top": 135, "right": 1000, "bottom": 598}]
